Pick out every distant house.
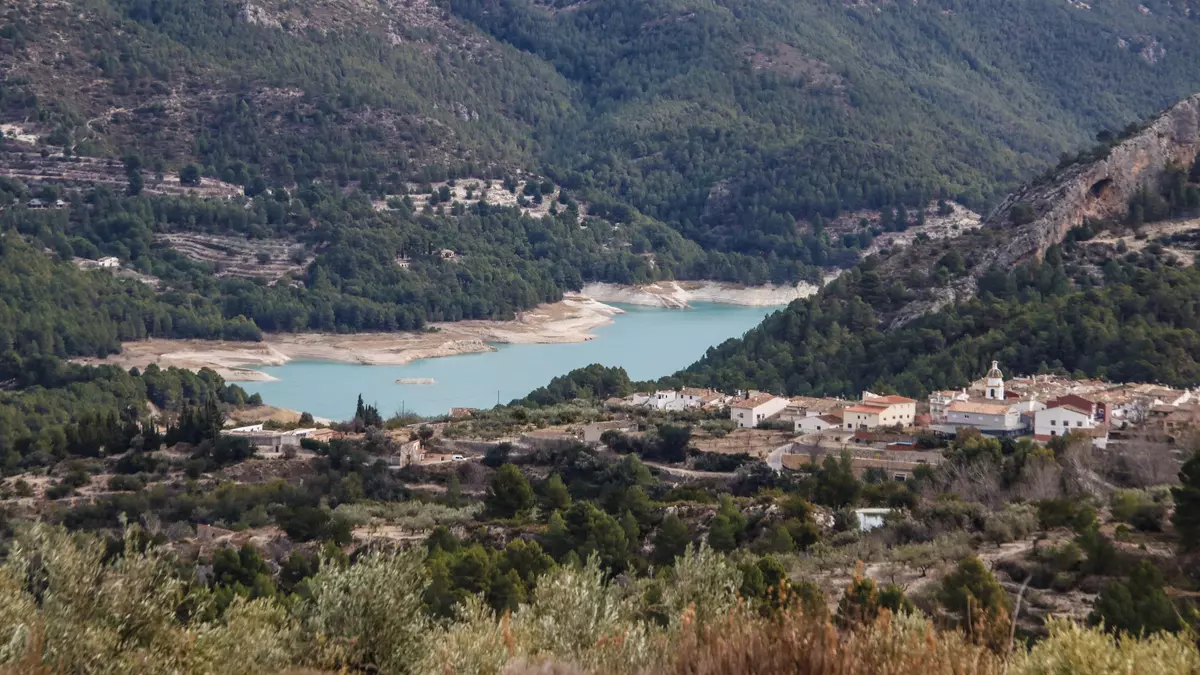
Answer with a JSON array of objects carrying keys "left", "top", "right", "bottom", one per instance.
[
  {"left": 308, "top": 428, "right": 340, "bottom": 442},
  {"left": 96, "top": 256, "right": 120, "bottom": 269},
  {"left": 1045, "top": 394, "right": 1105, "bottom": 423},
  {"left": 929, "top": 389, "right": 969, "bottom": 424},
  {"left": 223, "top": 425, "right": 316, "bottom": 450},
  {"left": 937, "top": 361, "right": 1043, "bottom": 436},
  {"left": 1034, "top": 402, "right": 1097, "bottom": 442},
  {"left": 626, "top": 392, "right": 656, "bottom": 408},
  {"left": 795, "top": 413, "right": 842, "bottom": 434},
  {"left": 780, "top": 396, "right": 845, "bottom": 423},
  {"left": 842, "top": 392, "right": 916, "bottom": 431},
  {"left": 396, "top": 439, "right": 425, "bottom": 466},
  {"left": 27, "top": 198, "right": 46, "bottom": 209},
  {"left": 946, "top": 400, "right": 1020, "bottom": 431},
  {"left": 730, "top": 394, "right": 789, "bottom": 429},
  {"left": 648, "top": 390, "right": 678, "bottom": 410},
  {"left": 395, "top": 256, "right": 412, "bottom": 269},
  {"left": 449, "top": 407, "right": 478, "bottom": 419},
  {"left": 438, "top": 249, "right": 457, "bottom": 261},
  {"left": 679, "top": 387, "right": 724, "bottom": 408}
]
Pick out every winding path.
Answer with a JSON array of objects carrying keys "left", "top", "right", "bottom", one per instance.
[{"left": 767, "top": 443, "right": 793, "bottom": 472}]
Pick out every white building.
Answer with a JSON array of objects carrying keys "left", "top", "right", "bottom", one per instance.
[
  {"left": 647, "top": 390, "right": 679, "bottom": 410},
  {"left": 929, "top": 389, "right": 969, "bottom": 423},
  {"left": 96, "top": 256, "right": 121, "bottom": 269},
  {"left": 795, "top": 413, "right": 842, "bottom": 434},
  {"left": 945, "top": 400, "right": 1021, "bottom": 432},
  {"left": 224, "top": 424, "right": 316, "bottom": 449},
  {"left": 731, "top": 394, "right": 789, "bottom": 429},
  {"left": 1034, "top": 403, "right": 1096, "bottom": 441},
  {"left": 842, "top": 393, "right": 916, "bottom": 431},
  {"left": 629, "top": 393, "right": 652, "bottom": 407},
  {"left": 678, "top": 387, "right": 724, "bottom": 408}
]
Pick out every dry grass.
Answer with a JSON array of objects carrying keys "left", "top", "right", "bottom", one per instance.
[{"left": 672, "top": 607, "right": 1003, "bottom": 675}]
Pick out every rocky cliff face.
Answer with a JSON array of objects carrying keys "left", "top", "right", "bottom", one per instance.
[
  {"left": 880, "top": 92, "right": 1200, "bottom": 328},
  {"left": 984, "top": 93, "right": 1200, "bottom": 270}
]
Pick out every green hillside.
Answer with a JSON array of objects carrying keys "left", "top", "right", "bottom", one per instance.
[{"left": 4, "top": 0, "right": 1200, "bottom": 276}]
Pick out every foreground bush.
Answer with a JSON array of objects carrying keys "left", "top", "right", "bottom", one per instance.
[
  {"left": 0, "top": 524, "right": 297, "bottom": 674},
  {"left": 1, "top": 525, "right": 1199, "bottom": 674}
]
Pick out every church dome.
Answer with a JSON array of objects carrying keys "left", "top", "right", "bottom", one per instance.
[{"left": 986, "top": 360, "right": 1003, "bottom": 380}]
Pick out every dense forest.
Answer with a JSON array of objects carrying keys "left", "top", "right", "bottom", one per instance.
[
  {"left": 0, "top": 176, "right": 827, "bottom": 334},
  {"left": 667, "top": 244, "right": 1200, "bottom": 398},
  {"left": 4, "top": 0, "right": 1200, "bottom": 279}
]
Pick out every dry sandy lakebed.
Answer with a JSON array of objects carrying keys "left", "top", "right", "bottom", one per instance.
[
  {"left": 76, "top": 281, "right": 826, "bottom": 381},
  {"left": 75, "top": 295, "right": 626, "bottom": 382}
]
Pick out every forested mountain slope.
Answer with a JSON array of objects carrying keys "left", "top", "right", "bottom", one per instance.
[
  {"left": 668, "top": 248, "right": 1200, "bottom": 397},
  {"left": 668, "top": 132, "right": 1200, "bottom": 397},
  {"left": 453, "top": 0, "right": 1200, "bottom": 255},
  {"left": 4, "top": 0, "right": 1200, "bottom": 279}
]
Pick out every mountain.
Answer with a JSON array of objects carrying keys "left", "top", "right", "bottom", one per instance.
[
  {"left": 5, "top": 0, "right": 1200, "bottom": 279},
  {"left": 668, "top": 97, "right": 1200, "bottom": 397}
]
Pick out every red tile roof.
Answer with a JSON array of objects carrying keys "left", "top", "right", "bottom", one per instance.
[
  {"left": 845, "top": 404, "right": 889, "bottom": 414},
  {"left": 869, "top": 394, "right": 917, "bottom": 404}
]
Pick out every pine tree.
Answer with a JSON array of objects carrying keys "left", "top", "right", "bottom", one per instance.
[
  {"left": 486, "top": 464, "right": 534, "bottom": 518},
  {"left": 1090, "top": 560, "right": 1189, "bottom": 635},
  {"left": 541, "top": 510, "right": 572, "bottom": 560},
  {"left": 652, "top": 513, "right": 691, "bottom": 566},
  {"left": 620, "top": 510, "right": 640, "bottom": 552},
  {"left": 938, "top": 556, "right": 1010, "bottom": 623},
  {"left": 541, "top": 472, "right": 571, "bottom": 514},
  {"left": 764, "top": 523, "right": 794, "bottom": 554}
]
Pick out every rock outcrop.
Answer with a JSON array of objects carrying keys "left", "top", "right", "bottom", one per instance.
[
  {"left": 984, "top": 93, "right": 1200, "bottom": 270},
  {"left": 880, "top": 92, "right": 1200, "bottom": 329}
]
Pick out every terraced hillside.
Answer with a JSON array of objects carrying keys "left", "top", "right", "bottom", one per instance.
[{"left": 156, "top": 233, "right": 312, "bottom": 282}]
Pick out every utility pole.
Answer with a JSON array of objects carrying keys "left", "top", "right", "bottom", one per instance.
[{"left": 497, "top": 389, "right": 500, "bottom": 406}]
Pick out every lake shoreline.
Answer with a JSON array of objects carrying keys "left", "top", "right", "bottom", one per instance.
[
  {"left": 76, "top": 281, "right": 808, "bottom": 382},
  {"left": 579, "top": 279, "right": 829, "bottom": 308},
  {"left": 74, "top": 294, "right": 625, "bottom": 382},
  {"left": 241, "top": 302, "right": 778, "bottom": 418}
]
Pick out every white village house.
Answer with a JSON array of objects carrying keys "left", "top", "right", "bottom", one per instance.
[
  {"left": 795, "top": 413, "right": 843, "bottom": 434},
  {"left": 678, "top": 387, "right": 725, "bottom": 408},
  {"left": 1034, "top": 403, "right": 1095, "bottom": 441},
  {"left": 730, "top": 394, "right": 789, "bottom": 429},
  {"left": 945, "top": 400, "right": 1022, "bottom": 432},
  {"left": 841, "top": 392, "right": 916, "bottom": 431}
]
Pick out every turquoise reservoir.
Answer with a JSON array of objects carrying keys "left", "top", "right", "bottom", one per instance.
[{"left": 240, "top": 303, "right": 777, "bottom": 420}]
